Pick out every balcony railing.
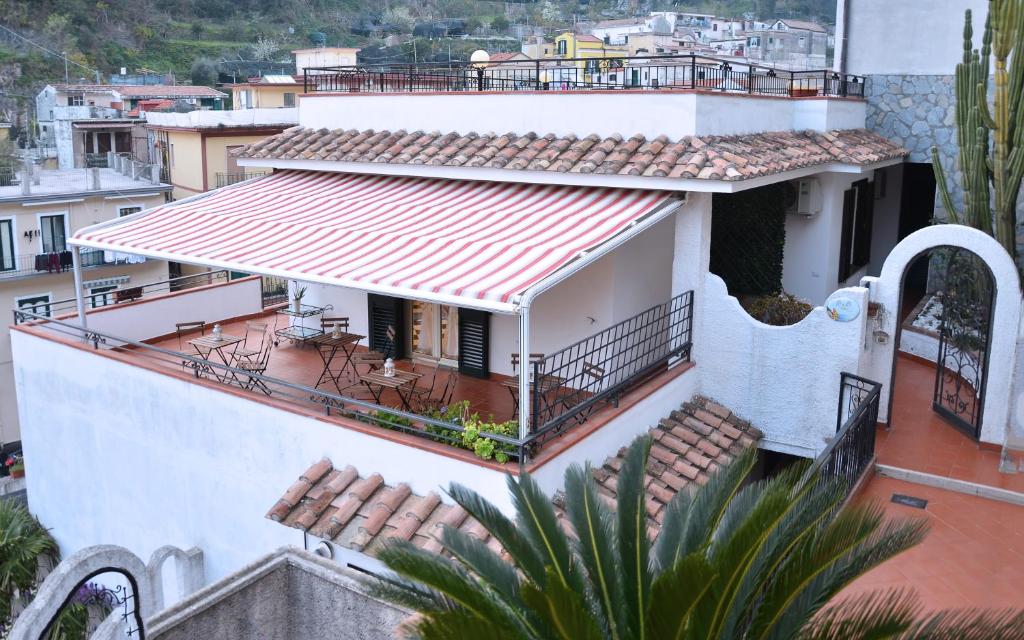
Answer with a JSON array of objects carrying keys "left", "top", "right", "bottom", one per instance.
[
  {"left": 41, "top": 270, "right": 231, "bottom": 316},
  {"left": 303, "top": 55, "right": 864, "bottom": 98},
  {"left": 14, "top": 288, "right": 696, "bottom": 464},
  {"left": 216, "top": 172, "right": 268, "bottom": 188},
  {"left": 808, "top": 372, "right": 882, "bottom": 503},
  {"left": 0, "top": 248, "right": 120, "bottom": 280}
]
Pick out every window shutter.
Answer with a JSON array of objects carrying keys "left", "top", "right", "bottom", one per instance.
[
  {"left": 458, "top": 308, "right": 490, "bottom": 378},
  {"left": 367, "top": 294, "right": 405, "bottom": 359},
  {"left": 852, "top": 180, "right": 874, "bottom": 268},
  {"left": 838, "top": 187, "right": 856, "bottom": 282}
]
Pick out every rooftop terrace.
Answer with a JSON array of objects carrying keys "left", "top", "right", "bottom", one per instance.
[{"left": 0, "top": 166, "right": 170, "bottom": 202}]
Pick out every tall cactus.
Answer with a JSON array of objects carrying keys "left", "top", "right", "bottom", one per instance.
[{"left": 932, "top": 1, "right": 1024, "bottom": 267}]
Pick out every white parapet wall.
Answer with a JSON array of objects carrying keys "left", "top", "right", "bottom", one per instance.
[
  {"left": 697, "top": 274, "right": 869, "bottom": 457},
  {"left": 78, "top": 277, "right": 264, "bottom": 343},
  {"left": 11, "top": 330, "right": 513, "bottom": 583}
]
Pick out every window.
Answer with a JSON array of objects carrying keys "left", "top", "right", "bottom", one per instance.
[
  {"left": 799, "top": 36, "right": 807, "bottom": 48},
  {"left": 713, "top": 23, "right": 718, "bottom": 31},
  {"left": 118, "top": 206, "right": 142, "bottom": 218},
  {"left": 169, "top": 143, "right": 175, "bottom": 167},
  {"left": 39, "top": 214, "right": 67, "bottom": 253},
  {"left": 89, "top": 285, "right": 117, "bottom": 308},
  {"left": 283, "top": 92, "right": 296, "bottom": 108},
  {"left": 557, "top": 39, "right": 567, "bottom": 55},
  {"left": 0, "top": 219, "right": 13, "bottom": 272},
  {"left": 68, "top": 94, "right": 84, "bottom": 106},
  {"left": 838, "top": 180, "right": 875, "bottom": 282},
  {"left": 16, "top": 294, "right": 51, "bottom": 318}
]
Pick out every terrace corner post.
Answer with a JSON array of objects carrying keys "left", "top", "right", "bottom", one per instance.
[
  {"left": 71, "top": 245, "right": 88, "bottom": 332},
  {"left": 517, "top": 308, "right": 530, "bottom": 442}
]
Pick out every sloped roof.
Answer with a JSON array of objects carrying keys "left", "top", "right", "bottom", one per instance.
[
  {"left": 116, "top": 85, "right": 226, "bottom": 98},
  {"left": 236, "top": 127, "right": 906, "bottom": 182},
  {"left": 266, "top": 397, "right": 761, "bottom": 557},
  {"left": 774, "top": 19, "right": 827, "bottom": 32}
]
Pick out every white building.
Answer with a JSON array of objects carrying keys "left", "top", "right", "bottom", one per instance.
[{"left": 10, "top": 59, "right": 1022, "bottom": 590}]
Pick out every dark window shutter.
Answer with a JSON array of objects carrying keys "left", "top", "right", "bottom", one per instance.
[
  {"left": 852, "top": 180, "right": 874, "bottom": 269},
  {"left": 838, "top": 187, "right": 856, "bottom": 282},
  {"left": 458, "top": 308, "right": 490, "bottom": 379},
  {"left": 367, "top": 294, "right": 405, "bottom": 358}
]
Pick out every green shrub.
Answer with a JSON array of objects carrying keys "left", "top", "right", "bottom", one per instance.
[{"left": 746, "top": 292, "right": 813, "bottom": 326}]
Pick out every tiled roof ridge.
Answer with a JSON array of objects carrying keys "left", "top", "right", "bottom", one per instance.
[
  {"left": 232, "top": 127, "right": 906, "bottom": 182},
  {"left": 266, "top": 396, "right": 762, "bottom": 558}
]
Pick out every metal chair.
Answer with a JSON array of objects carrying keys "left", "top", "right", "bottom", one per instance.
[
  {"left": 408, "top": 358, "right": 444, "bottom": 411},
  {"left": 436, "top": 367, "right": 459, "bottom": 407},
  {"left": 505, "top": 352, "right": 546, "bottom": 414},
  {"left": 175, "top": 321, "right": 206, "bottom": 372},
  {"left": 237, "top": 338, "right": 274, "bottom": 395},
  {"left": 320, "top": 317, "right": 350, "bottom": 333},
  {"left": 233, "top": 321, "right": 268, "bottom": 363}
]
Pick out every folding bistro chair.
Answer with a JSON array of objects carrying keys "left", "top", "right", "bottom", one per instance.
[
  {"left": 175, "top": 321, "right": 207, "bottom": 373},
  {"left": 320, "top": 316, "right": 351, "bottom": 334},
  {"left": 503, "top": 352, "right": 546, "bottom": 415},
  {"left": 237, "top": 338, "right": 274, "bottom": 395},
  {"left": 232, "top": 321, "right": 268, "bottom": 364}
]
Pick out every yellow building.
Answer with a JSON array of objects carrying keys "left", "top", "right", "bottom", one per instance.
[
  {"left": 545, "top": 33, "right": 629, "bottom": 85},
  {"left": 145, "top": 110, "right": 296, "bottom": 199},
  {"left": 0, "top": 167, "right": 171, "bottom": 446},
  {"left": 229, "top": 76, "right": 304, "bottom": 110}
]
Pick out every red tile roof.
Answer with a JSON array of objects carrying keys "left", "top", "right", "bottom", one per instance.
[
  {"left": 116, "top": 85, "right": 226, "bottom": 98},
  {"left": 237, "top": 127, "right": 906, "bottom": 182},
  {"left": 266, "top": 396, "right": 761, "bottom": 557}
]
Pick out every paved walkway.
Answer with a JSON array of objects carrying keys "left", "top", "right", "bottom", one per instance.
[
  {"left": 842, "top": 475, "right": 1024, "bottom": 611},
  {"left": 875, "top": 354, "right": 1024, "bottom": 493}
]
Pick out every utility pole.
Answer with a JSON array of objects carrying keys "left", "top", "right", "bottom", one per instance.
[{"left": 62, "top": 52, "right": 68, "bottom": 83}]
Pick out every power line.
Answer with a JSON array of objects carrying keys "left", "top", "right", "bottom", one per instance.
[{"left": 0, "top": 23, "right": 98, "bottom": 75}]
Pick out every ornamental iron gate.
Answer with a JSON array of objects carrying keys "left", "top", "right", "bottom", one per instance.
[{"left": 932, "top": 247, "right": 995, "bottom": 439}]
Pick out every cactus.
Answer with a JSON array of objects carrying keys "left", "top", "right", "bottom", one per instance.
[{"left": 932, "top": 1, "right": 1024, "bottom": 268}]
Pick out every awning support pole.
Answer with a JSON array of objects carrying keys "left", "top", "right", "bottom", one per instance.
[
  {"left": 518, "top": 308, "right": 530, "bottom": 446},
  {"left": 71, "top": 246, "right": 88, "bottom": 333}
]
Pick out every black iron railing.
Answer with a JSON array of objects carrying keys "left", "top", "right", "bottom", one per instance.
[
  {"left": 261, "top": 275, "right": 288, "bottom": 307},
  {"left": 812, "top": 372, "right": 882, "bottom": 501},
  {"left": 529, "top": 291, "right": 694, "bottom": 440},
  {"left": 41, "top": 270, "right": 229, "bottom": 316},
  {"left": 0, "top": 166, "right": 17, "bottom": 186},
  {"left": 216, "top": 172, "right": 268, "bottom": 188},
  {"left": 303, "top": 55, "right": 863, "bottom": 98}
]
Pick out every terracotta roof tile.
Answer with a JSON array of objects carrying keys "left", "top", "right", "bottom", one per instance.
[{"left": 234, "top": 126, "right": 906, "bottom": 182}]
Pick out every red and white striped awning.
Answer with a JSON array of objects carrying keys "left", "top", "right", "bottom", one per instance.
[{"left": 72, "top": 170, "right": 676, "bottom": 313}]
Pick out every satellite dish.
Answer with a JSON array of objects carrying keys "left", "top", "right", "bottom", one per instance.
[{"left": 470, "top": 50, "right": 490, "bottom": 68}]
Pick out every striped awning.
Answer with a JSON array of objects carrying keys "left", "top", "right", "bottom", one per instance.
[{"left": 72, "top": 170, "right": 675, "bottom": 313}]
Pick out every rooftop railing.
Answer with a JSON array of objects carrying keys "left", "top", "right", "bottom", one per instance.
[
  {"left": 303, "top": 54, "right": 864, "bottom": 98},
  {"left": 215, "top": 172, "right": 268, "bottom": 188},
  {"left": 0, "top": 248, "right": 122, "bottom": 281}
]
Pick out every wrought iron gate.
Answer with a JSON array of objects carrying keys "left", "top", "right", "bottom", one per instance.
[{"left": 932, "top": 247, "right": 995, "bottom": 438}]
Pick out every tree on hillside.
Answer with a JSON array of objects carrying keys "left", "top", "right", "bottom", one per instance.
[
  {"left": 190, "top": 57, "right": 219, "bottom": 87},
  {"left": 375, "top": 435, "right": 1024, "bottom": 639},
  {"left": 491, "top": 16, "right": 510, "bottom": 33}
]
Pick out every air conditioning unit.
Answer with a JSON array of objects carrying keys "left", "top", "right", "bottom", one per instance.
[{"left": 783, "top": 178, "right": 822, "bottom": 217}]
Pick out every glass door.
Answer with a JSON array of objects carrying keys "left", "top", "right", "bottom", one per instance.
[
  {"left": 40, "top": 214, "right": 67, "bottom": 253},
  {"left": 410, "top": 301, "right": 459, "bottom": 366}
]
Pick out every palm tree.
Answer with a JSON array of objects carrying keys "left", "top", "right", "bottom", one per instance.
[
  {"left": 375, "top": 435, "right": 1024, "bottom": 639},
  {"left": 0, "top": 500, "right": 58, "bottom": 629}
]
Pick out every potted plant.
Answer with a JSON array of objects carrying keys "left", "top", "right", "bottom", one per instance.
[
  {"left": 5, "top": 453, "right": 24, "bottom": 478},
  {"left": 291, "top": 282, "right": 307, "bottom": 313}
]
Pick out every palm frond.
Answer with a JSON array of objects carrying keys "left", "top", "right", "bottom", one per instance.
[
  {"left": 564, "top": 462, "right": 624, "bottom": 640},
  {"left": 616, "top": 434, "right": 654, "bottom": 640},
  {"left": 411, "top": 607, "right": 533, "bottom": 640},
  {"left": 800, "top": 588, "right": 919, "bottom": 640},
  {"left": 521, "top": 567, "right": 605, "bottom": 640},
  {"left": 507, "top": 471, "right": 579, "bottom": 591},
  {"left": 903, "top": 608, "right": 1024, "bottom": 640},
  {"left": 646, "top": 553, "right": 715, "bottom": 640}
]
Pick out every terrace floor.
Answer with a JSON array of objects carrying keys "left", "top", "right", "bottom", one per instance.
[
  {"left": 149, "top": 313, "right": 518, "bottom": 421},
  {"left": 877, "top": 353, "right": 1024, "bottom": 493}
]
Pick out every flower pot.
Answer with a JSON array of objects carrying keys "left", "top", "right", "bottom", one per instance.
[
  {"left": 10, "top": 467, "right": 24, "bottom": 478},
  {"left": 291, "top": 299, "right": 302, "bottom": 313}
]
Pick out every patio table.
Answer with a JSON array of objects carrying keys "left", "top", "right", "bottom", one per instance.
[
  {"left": 189, "top": 334, "right": 243, "bottom": 382},
  {"left": 501, "top": 373, "right": 567, "bottom": 418},
  {"left": 359, "top": 369, "right": 424, "bottom": 412},
  {"left": 310, "top": 332, "right": 365, "bottom": 393}
]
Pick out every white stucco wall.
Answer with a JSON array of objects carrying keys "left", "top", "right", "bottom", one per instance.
[
  {"left": 860, "top": 225, "right": 1022, "bottom": 446},
  {"left": 12, "top": 330, "right": 515, "bottom": 583},
  {"left": 844, "top": 0, "right": 988, "bottom": 76},
  {"left": 299, "top": 92, "right": 865, "bottom": 141},
  {"left": 698, "top": 274, "right": 870, "bottom": 456}
]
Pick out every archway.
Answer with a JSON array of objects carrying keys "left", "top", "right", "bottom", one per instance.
[{"left": 862, "top": 225, "right": 1020, "bottom": 447}]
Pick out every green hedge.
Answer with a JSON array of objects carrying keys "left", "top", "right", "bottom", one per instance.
[{"left": 709, "top": 183, "right": 788, "bottom": 296}]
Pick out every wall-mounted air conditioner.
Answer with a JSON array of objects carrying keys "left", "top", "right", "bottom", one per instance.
[{"left": 783, "top": 178, "right": 822, "bottom": 218}]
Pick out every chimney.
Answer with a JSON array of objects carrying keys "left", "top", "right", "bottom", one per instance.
[{"left": 88, "top": 167, "right": 101, "bottom": 191}]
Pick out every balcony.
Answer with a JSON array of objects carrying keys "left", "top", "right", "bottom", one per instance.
[
  {"left": 14, "top": 278, "right": 694, "bottom": 466},
  {"left": 0, "top": 248, "right": 138, "bottom": 281},
  {"left": 215, "top": 172, "right": 268, "bottom": 188},
  {"left": 303, "top": 54, "right": 864, "bottom": 98}
]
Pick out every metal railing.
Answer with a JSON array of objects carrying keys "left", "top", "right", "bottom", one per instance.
[
  {"left": 0, "top": 167, "right": 18, "bottom": 186},
  {"left": 529, "top": 291, "right": 693, "bottom": 440},
  {"left": 85, "top": 153, "right": 109, "bottom": 168},
  {"left": 261, "top": 275, "right": 287, "bottom": 307},
  {"left": 14, "top": 288, "right": 697, "bottom": 463},
  {"left": 216, "top": 172, "right": 268, "bottom": 188},
  {"left": 303, "top": 55, "right": 864, "bottom": 98},
  {"left": 41, "top": 270, "right": 229, "bottom": 316},
  {"left": 811, "top": 372, "right": 882, "bottom": 501},
  {"left": 0, "top": 248, "right": 117, "bottom": 280}
]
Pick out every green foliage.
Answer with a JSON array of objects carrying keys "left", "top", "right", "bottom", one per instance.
[
  {"left": 746, "top": 291, "right": 813, "bottom": 326},
  {"left": 422, "top": 400, "right": 517, "bottom": 464},
  {"left": 189, "top": 57, "right": 219, "bottom": 87},
  {"left": 0, "top": 501, "right": 58, "bottom": 628},
  {"left": 491, "top": 16, "right": 511, "bottom": 32},
  {"left": 710, "top": 183, "right": 788, "bottom": 296},
  {"left": 932, "top": 1, "right": 1024, "bottom": 269},
  {"left": 374, "top": 434, "right": 1024, "bottom": 638}
]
